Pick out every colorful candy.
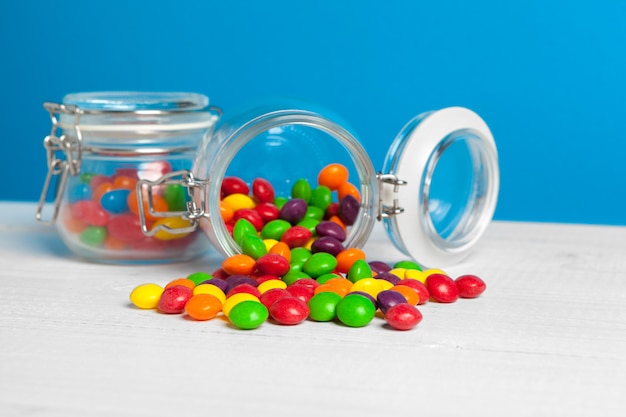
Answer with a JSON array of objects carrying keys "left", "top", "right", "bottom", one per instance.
[
  {"left": 58, "top": 162, "right": 205, "bottom": 261},
  {"left": 128, "top": 163, "right": 487, "bottom": 332}
]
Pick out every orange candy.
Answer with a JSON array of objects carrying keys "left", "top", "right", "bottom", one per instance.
[
  {"left": 164, "top": 278, "right": 196, "bottom": 291},
  {"left": 391, "top": 285, "right": 420, "bottom": 306},
  {"left": 268, "top": 241, "right": 291, "bottom": 263},
  {"left": 127, "top": 189, "right": 169, "bottom": 221},
  {"left": 222, "top": 254, "right": 256, "bottom": 275},
  {"left": 318, "top": 163, "right": 349, "bottom": 191},
  {"left": 113, "top": 175, "right": 137, "bottom": 190},
  {"left": 322, "top": 277, "right": 353, "bottom": 296},
  {"left": 220, "top": 201, "right": 234, "bottom": 224},
  {"left": 335, "top": 248, "right": 366, "bottom": 273},
  {"left": 185, "top": 294, "right": 222, "bottom": 321},
  {"left": 338, "top": 182, "right": 360, "bottom": 201}
]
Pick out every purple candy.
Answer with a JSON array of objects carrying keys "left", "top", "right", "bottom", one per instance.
[
  {"left": 350, "top": 291, "right": 378, "bottom": 309},
  {"left": 199, "top": 278, "right": 228, "bottom": 292},
  {"left": 225, "top": 274, "right": 258, "bottom": 292},
  {"left": 377, "top": 289, "right": 408, "bottom": 314},
  {"left": 368, "top": 260, "right": 392, "bottom": 275},
  {"left": 310, "top": 236, "right": 344, "bottom": 257},
  {"left": 280, "top": 198, "right": 308, "bottom": 224},
  {"left": 339, "top": 194, "right": 359, "bottom": 226},
  {"left": 315, "top": 221, "right": 347, "bottom": 242},
  {"left": 375, "top": 272, "right": 402, "bottom": 286}
]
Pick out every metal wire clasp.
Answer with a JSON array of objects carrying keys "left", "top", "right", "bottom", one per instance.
[
  {"left": 376, "top": 173, "right": 407, "bottom": 221},
  {"left": 36, "top": 102, "right": 84, "bottom": 224},
  {"left": 136, "top": 170, "right": 210, "bottom": 237}
]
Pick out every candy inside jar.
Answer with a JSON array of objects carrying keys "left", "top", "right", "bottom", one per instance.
[
  {"left": 37, "top": 92, "right": 220, "bottom": 263},
  {"left": 58, "top": 157, "right": 206, "bottom": 262}
]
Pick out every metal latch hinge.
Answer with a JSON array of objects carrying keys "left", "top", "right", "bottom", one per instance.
[
  {"left": 376, "top": 173, "right": 407, "bottom": 221},
  {"left": 36, "top": 102, "right": 84, "bottom": 224},
  {"left": 136, "top": 170, "right": 209, "bottom": 237}
]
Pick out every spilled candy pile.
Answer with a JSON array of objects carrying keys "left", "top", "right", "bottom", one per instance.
[{"left": 129, "top": 163, "right": 486, "bottom": 330}]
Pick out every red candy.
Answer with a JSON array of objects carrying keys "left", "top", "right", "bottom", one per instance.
[
  {"left": 280, "top": 226, "right": 313, "bottom": 248},
  {"left": 254, "top": 202, "right": 280, "bottom": 222},
  {"left": 107, "top": 213, "right": 148, "bottom": 242},
  {"left": 71, "top": 200, "right": 110, "bottom": 227},
  {"left": 426, "top": 274, "right": 459, "bottom": 303},
  {"left": 254, "top": 254, "right": 291, "bottom": 277},
  {"left": 232, "top": 209, "right": 264, "bottom": 231},
  {"left": 252, "top": 178, "right": 275, "bottom": 203},
  {"left": 221, "top": 177, "right": 250, "bottom": 197},
  {"left": 269, "top": 296, "right": 310, "bottom": 325},
  {"left": 285, "top": 284, "right": 315, "bottom": 303},
  {"left": 226, "top": 283, "right": 262, "bottom": 299},
  {"left": 157, "top": 285, "right": 193, "bottom": 314},
  {"left": 385, "top": 303, "right": 423, "bottom": 330},
  {"left": 259, "top": 288, "right": 291, "bottom": 310},
  {"left": 455, "top": 275, "right": 487, "bottom": 298}
]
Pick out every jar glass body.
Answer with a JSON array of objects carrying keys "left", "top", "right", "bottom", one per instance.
[
  {"left": 191, "top": 98, "right": 378, "bottom": 258},
  {"left": 44, "top": 92, "right": 219, "bottom": 263}
]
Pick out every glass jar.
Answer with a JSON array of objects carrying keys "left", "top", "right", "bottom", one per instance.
[
  {"left": 36, "top": 92, "right": 221, "bottom": 263},
  {"left": 142, "top": 98, "right": 499, "bottom": 268}
]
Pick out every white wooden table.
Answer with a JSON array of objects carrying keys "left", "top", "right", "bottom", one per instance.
[{"left": 1, "top": 201, "right": 625, "bottom": 416}]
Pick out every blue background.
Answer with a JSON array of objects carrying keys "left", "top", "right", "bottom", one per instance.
[{"left": 1, "top": 0, "right": 624, "bottom": 225}]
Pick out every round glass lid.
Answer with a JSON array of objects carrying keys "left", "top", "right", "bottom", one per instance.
[{"left": 381, "top": 107, "right": 499, "bottom": 268}]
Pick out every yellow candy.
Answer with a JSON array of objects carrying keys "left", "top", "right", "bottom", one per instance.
[
  {"left": 404, "top": 269, "right": 427, "bottom": 282},
  {"left": 389, "top": 268, "right": 407, "bottom": 279},
  {"left": 222, "top": 293, "right": 259, "bottom": 317},
  {"left": 304, "top": 237, "right": 315, "bottom": 251},
  {"left": 350, "top": 278, "right": 384, "bottom": 298},
  {"left": 378, "top": 279, "right": 394, "bottom": 291},
  {"left": 193, "top": 283, "right": 226, "bottom": 304},
  {"left": 152, "top": 217, "right": 192, "bottom": 240},
  {"left": 129, "top": 283, "right": 164, "bottom": 309},
  {"left": 263, "top": 238, "right": 279, "bottom": 252},
  {"left": 258, "top": 279, "right": 288, "bottom": 293},
  {"left": 222, "top": 193, "right": 256, "bottom": 211}
]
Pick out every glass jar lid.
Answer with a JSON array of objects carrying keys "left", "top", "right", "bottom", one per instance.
[{"left": 381, "top": 107, "right": 499, "bottom": 267}]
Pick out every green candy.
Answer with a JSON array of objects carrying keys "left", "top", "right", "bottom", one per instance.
[
  {"left": 260, "top": 219, "right": 291, "bottom": 240},
  {"left": 274, "top": 197, "right": 288, "bottom": 210},
  {"left": 282, "top": 270, "right": 311, "bottom": 286},
  {"left": 393, "top": 260, "right": 423, "bottom": 271},
  {"left": 80, "top": 226, "right": 107, "bottom": 247},
  {"left": 316, "top": 273, "right": 342, "bottom": 284},
  {"left": 163, "top": 184, "right": 187, "bottom": 211},
  {"left": 290, "top": 247, "right": 312, "bottom": 266},
  {"left": 228, "top": 301, "right": 269, "bottom": 330},
  {"left": 336, "top": 293, "right": 376, "bottom": 327},
  {"left": 187, "top": 271, "right": 212, "bottom": 285},
  {"left": 347, "top": 259, "right": 372, "bottom": 283},
  {"left": 310, "top": 185, "right": 332, "bottom": 211},
  {"left": 79, "top": 173, "right": 96, "bottom": 184},
  {"left": 291, "top": 178, "right": 312, "bottom": 203},
  {"left": 233, "top": 219, "right": 257, "bottom": 246},
  {"left": 296, "top": 218, "right": 319, "bottom": 234},
  {"left": 241, "top": 234, "right": 268, "bottom": 259},
  {"left": 303, "top": 252, "right": 338, "bottom": 278},
  {"left": 308, "top": 292, "right": 342, "bottom": 322},
  {"left": 304, "top": 206, "right": 325, "bottom": 221}
]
